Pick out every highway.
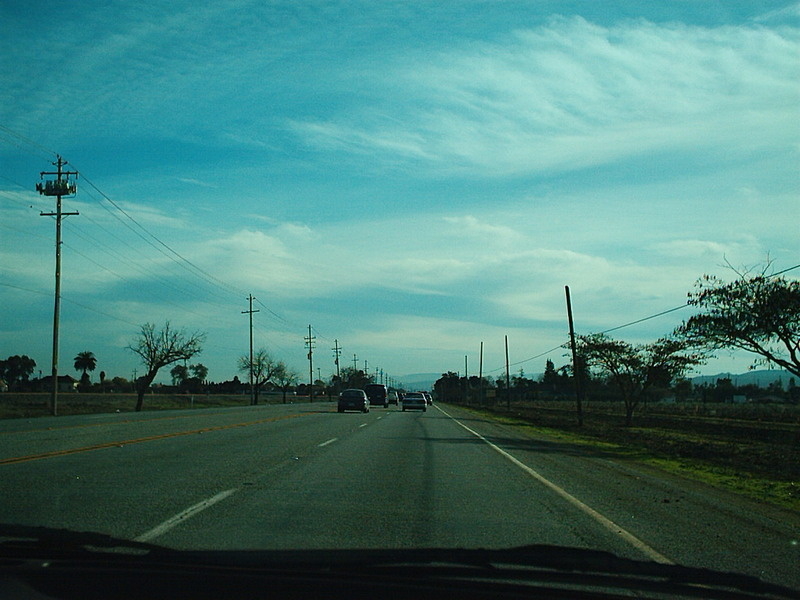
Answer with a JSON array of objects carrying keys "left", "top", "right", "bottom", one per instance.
[{"left": 1, "top": 401, "right": 798, "bottom": 589}]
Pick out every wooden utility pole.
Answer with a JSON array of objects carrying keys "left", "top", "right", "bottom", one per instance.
[
  {"left": 464, "top": 354, "right": 468, "bottom": 403},
  {"left": 505, "top": 335, "right": 511, "bottom": 409},
  {"left": 332, "top": 339, "right": 341, "bottom": 381},
  {"left": 479, "top": 341, "right": 484, "bottom": 405},
  {"left": 305, "top": 325, "right": 315, "bottom": 402},
  {"left": 37, "top": 156, "right": 78, "bottom": 416},
  {"left": 241, "top": 295, "right": 259, "bottom": 405},
  {"left": 565, "top": 285, "right": 584, "bottom": 426}
]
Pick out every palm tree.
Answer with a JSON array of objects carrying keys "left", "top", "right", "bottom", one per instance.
[{"left": 73, "top": 351, "right": 97, "bottom": 378}]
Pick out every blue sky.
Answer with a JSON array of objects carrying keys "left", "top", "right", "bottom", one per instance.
[{"left": 2, "top": 1, "right": 799, "bottom": 386}]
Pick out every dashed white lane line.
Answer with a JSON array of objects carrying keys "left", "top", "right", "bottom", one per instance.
[
  {"left": 135, "top": 488, "right": 237, "bottom": 543},
  {"left": 436, "top": 405, "right": 673, "bottom": 565},
  {"left": 359, "top": 423, "right": 368, "bottom": 428},
  {"left": 318, "top": 437, "right": 338, "bottom": 447}
]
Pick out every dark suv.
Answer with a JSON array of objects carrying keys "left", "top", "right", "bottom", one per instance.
[
  {"left": 363, "top": 383, "right": 389, "bottom": 408},
  {"left": 338, "top": 389, "right": 370, "bottom": 413}
]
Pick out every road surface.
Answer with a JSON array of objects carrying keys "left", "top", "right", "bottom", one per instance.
[{"left": 0, "top": 401, "right": 797, "bottom": 589}]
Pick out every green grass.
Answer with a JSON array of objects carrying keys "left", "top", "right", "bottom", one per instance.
[
  {"left": 643, "top": 456, "right": 800, "bottom": 511},
  {"left": 455, "top": 404, "right": 800, "bottom": 512}
]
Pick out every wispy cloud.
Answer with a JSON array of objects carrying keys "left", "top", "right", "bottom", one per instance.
[
  {"left": 292, "top": 15, "right": 800, "bottom": 176},
  {"left": 176, "top": 178, "right": 219, "bottom": 189}
]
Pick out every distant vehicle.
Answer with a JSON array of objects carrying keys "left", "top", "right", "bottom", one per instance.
[
  {"left": 338, "top": 389, "right": 369, "bottom": 413},
  {"left": 421, "top": 391, "right": 433, "bottom": 405},
  {"left": 387, "top": 390, "right": 399, "bottom": 405},
  {"left": 363, "top": 383, "right": 389, "bottom": 408},
  {"left": 402, "top": 392, "right": 427, "bottom": 412}
]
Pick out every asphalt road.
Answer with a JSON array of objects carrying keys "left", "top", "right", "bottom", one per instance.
[{"left": 1, "top": 401, "right": 798, "bottom": 589}]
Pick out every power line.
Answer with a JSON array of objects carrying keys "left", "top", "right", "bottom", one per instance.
[
  {"left": 599, "top": 303, "right": 689, "bottom": 335},
  {"left": 81, "top": 174, "right": 246, "bottom": 298},
  {"left": 493, "top": 263, "right": 800, "bottom": 373},
  {"left": 254, "top": 297, "right": 291, "bottom": 326},
  {"left": 0, "top": 124, "right": 56, "bottom": 161}
]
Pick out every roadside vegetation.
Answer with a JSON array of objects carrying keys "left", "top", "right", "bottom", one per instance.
[
  {"left": 436, "top": 264, "right": 799, "bottom": 511},
  {"left": 444, "top": 396, "right": 799, "bottom": 511},
  {"left": 1, "top": 263, "right": 797, "bottom": 510}
]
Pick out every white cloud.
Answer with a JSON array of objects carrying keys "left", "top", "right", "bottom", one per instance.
[
  {"left": 293, "top": 16, "right": 800, "bottom": 176},
  {"left": 649, "top": 238, "right": 762, "bottom": 262}
]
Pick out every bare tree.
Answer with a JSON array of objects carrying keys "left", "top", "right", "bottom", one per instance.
[
  {"left": 128, "top": 322, "right": 205, "bottom": 411},
  {"left": 238, "top": 348, "right": 282, "bottom": 405},
  {"left": 273, "top": 364, "right": 300, "bottom": 404}
]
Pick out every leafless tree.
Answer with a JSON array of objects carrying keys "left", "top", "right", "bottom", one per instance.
[
  {"left": 128, "top": 322, "right": 205, "bottom": 411},
  {"left": 238, "top": 348, "right": 283, "bottom": 405}
]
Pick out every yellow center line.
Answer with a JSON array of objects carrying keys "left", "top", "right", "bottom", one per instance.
[{"left": 0, "top": 413, "right": 303, "bottom": 466}]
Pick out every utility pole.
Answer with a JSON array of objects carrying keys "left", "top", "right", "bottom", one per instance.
[
  {"left": 464, "top": 354, "right": 468, "bottom": 404},
  {"left": 479, "top": 341, "right": 484, "bottom": 406},
  {"left": 304, "top": 325, "right": 315, "bottom": 402},
  {"left": 332, "top": 339, "right": 341, "bottom": 380},
  {"left": 37, "top": 155, "right": 78, "bottom": 416},
  {"left": 505, "top": 335, "right": 511, "bottom": 409},
  {"left": 565, "top": 286, "right": 584, "bottom": 426},
  {"left": 241, "top": 295, "right": 259, "bottom": 405}
]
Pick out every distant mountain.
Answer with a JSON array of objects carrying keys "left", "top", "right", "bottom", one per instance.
[
  {"left": 690, "top": 369, "right": 795, "bottom": 388},
  {"left": 397, "top": 373, "right": 441, "bottom": 391}
]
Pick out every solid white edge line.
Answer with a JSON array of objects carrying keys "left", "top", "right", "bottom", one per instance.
[
  {"left": 134, "top": 488, "right": 237, "bottom": 543},
  {"left": 318, "top": 437, "right": 338, "bottom": 447},
  {"left": 435, "top": 405, "right": 673, "bottom": 565}
]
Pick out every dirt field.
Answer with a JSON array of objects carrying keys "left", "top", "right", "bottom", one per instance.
[{"left": 0, "top": 392, "right": 316, "bottom": 419}]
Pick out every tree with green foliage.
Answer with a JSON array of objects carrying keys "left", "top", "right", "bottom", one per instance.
[
  {"left": 434, "top": 372, "right": 462, "bottom": 403},
  {"left": 676, "top": 266, "right": 800, "bottom": 377},
  {"left": 337, "top": 366, "right": 372, "bottom": 390},
  {"left": 128, "top": 322, "right": 205, "bottom": 411},
  {"left": 0, "top": 355, "right": 36, "bottom": 391},
  {"left": 73, "top": 351, "right": 96, "bottom": 377},
  {"left": 73, "top": 351, "right": 96, "bottom": 392},
  {"left": 190, "top": 363, "right": 208, "bottom": 382},
  {"left": 576, "top": 334, "right": 705, "bottom": 425},
  {"left": 541, "top": 359, "right": 558, "bottom": 386},
  {"left": 170, "top": 364, "right": 189, "bottom": 386}
]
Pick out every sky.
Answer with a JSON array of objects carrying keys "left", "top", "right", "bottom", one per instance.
[{"left": 1, "top": 0, "right": 799, "bottom": 387}]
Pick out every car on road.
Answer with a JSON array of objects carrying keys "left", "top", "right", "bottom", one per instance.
[
  {"left": 338, "top": 389, "right": 369, "bottom": 413},
  {"left": 421, "top": 391, "right": 433, "bottom": 405},
  {"left": 402, "top": 391, "right": 427, "bottom": 412},
  {"left": 387, "top": 390, "right": 399, "bottom": 405},
  {"left": 363, "top": 383, "right": 389, "bottom": 408}
]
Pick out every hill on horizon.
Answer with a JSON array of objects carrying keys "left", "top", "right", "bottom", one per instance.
[{"left": 690, "top": 369, "right": 795, "bottom": 388}]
